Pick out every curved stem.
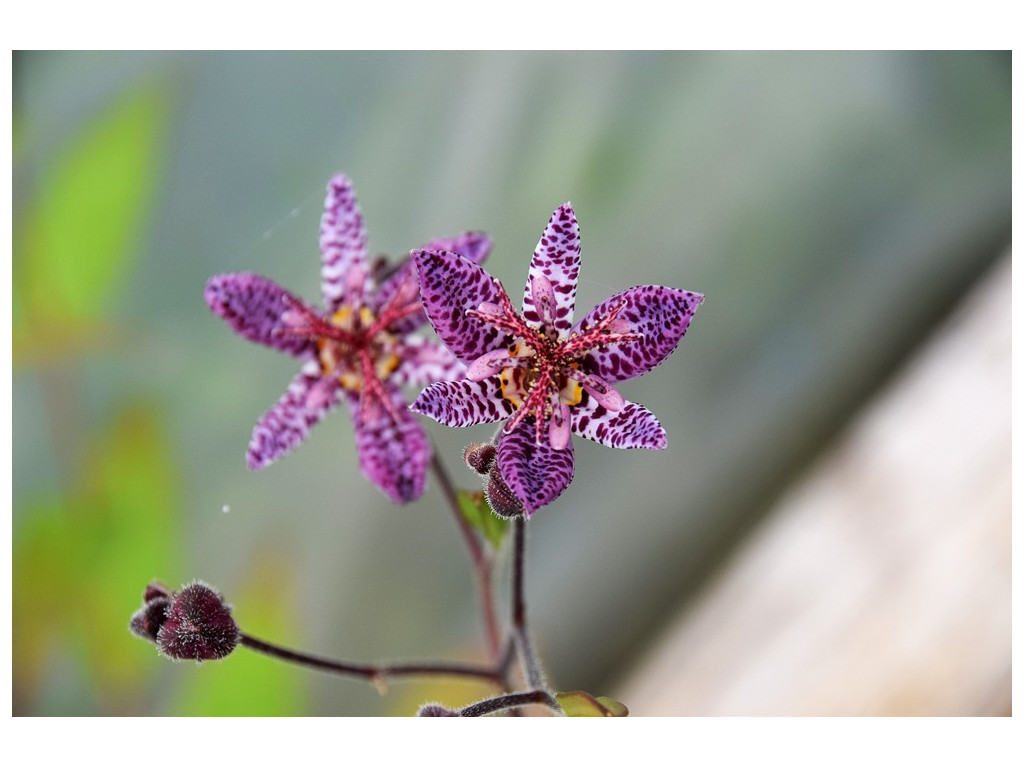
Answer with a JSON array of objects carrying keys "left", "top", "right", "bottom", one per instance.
[
  {"left": 512, "top": 516, "right": 545, "bottom": 689},
  {"left": 430, "top": 450, "right": 503, "bottom": 662},
  {"left": 459, "top": 689, "right": 560, "bottom": 718},
  {"left": 239, "top": 633, "right": 502, "bottom": 687}
]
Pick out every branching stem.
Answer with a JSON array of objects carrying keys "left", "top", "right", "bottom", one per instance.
[{"left": 460, "top": 689, "right": 560, "bottom": 717}]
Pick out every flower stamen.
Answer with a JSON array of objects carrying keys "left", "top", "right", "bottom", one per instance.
[{"left": 466, "top": 294, "right": 643, "bottom": 447}]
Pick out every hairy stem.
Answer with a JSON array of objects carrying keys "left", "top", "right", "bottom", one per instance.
[
  {"left": 513, "top": 516, "right": 545, "bottom": 690},
  {"left": 239, "top": 633, "right": 503, "bottom": 687},
  {"left": 460, "top": 689, "right": 560, "bottom": 718},
  {"left": 430, "top": 450, "right": 503, "bottom": 662}
]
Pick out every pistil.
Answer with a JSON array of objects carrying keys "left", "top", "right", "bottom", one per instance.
[
  {"left": 277, "top": 293, "right": 406, "bottom": 426},
  {"left": 464, "top": 285, "right": 645, "bottom": 449}
]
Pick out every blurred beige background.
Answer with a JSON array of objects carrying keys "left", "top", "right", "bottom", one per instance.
[{"left": 620, "top": 255, "right": 1010, "bottom": 715}]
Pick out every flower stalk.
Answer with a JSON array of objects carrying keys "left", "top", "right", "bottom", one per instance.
[
  {"left": 512, "top": 516, "right": 546, "bottom": 690},
  {"left": 458, "top": 689, "right": 560, "bottom": 717},
  {"left": 238, "top": 633, "right": 504, "bottom": 688}
]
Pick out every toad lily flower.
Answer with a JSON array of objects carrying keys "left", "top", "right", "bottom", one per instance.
[
  {"left": 411, "top": 203, "right": 702, "bottom": 515},
  {"left": 205, "top": 173, "right": 491, "bottom": 503}
]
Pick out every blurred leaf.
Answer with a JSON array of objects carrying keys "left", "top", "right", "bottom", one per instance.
[
  {"left": 456, "top": 489, "right": 509, "bottom": 551},
  {"left": 556, "top": 690, "right": 629, "bottom": 717},
  {"left": 167, "top": 553, "right": 306, "bottom": 716},
  {"left": 72, "top": 404, "right": 179, "bottom": 697},
  {"left": 16, "top": 81, "right": 168, "bottom": 340},
  {"left": 12, "top": 402, "right": 180, "bottom": 713},
  {"left": 12, "top": 501, "right": 76, "bottom": 704}
]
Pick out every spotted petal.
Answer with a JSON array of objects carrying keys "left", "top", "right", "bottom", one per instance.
[
  {"left": 496, "top": 420, "right": 575, "bottom": 517},
  {"left": 411, "top": 378, "right": 514, "bottom": 427},
  {"left": 373, "top": 232, "right": 493, "bottom": 335},
  {"left": 320, "top": 173, "right": 369, "bottom": 311},
  {"left": 347, "top": 388, "right": 431, "bottom": 503},
  {"left": 247, "top": 362, "right": 340, "bottom": 470},
  {"left": 575, "top": 285, "right": 703, "bottom": 383},
  {"left": 521, "top": 203, "right": 581, "bottom": 339},
  {"left": 205, "top": 273, "right": 315, "bottom": 358},
  {"left": 422, "top": 231, "right": 493, "bottom": 267},
  {"left": 413, "top": 249, "right": 513, "bottom": 364},
  {"left": 393, "top": 335, "right": 467, "bottom": 389},
  {"left": 571, "top": 396, "right": 666, "bottom": 450}
]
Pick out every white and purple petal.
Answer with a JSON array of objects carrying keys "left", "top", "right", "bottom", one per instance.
[
  {"left": 371, "top": 232, "right": 494, "bottom": 335},
  {"left": 419, "top": 231, "right": 493, "bottom": 266},
  {"left": 371, "top": 257, "right": 418, "bottom": 313},
  {"left": 205, "top": 273, "right": 316, "bottom": 358},
  {"left": 413, "top": 249, "right": 514, "bottom": 364},
  {"left": 570, "top": 395, "right": 667, "bottom": 450},
  {"left": 575, "top": 285, "right": 703, "bottom": 383},
  {"left": 347, "top": 387, "right": 431, "bottom": 503},
  {"left": 411, "top": 378, "right": 514, "bottom": 428},
  {"left": 247, "top": 362, "right": 340, "bottom": 470},
  {"left": 496, "top": 420, "right": 575, "bottom": 517},
  {"left": 392, "top": 334, "right": 467, "bottom": 389},
  {"left": 319, "top": 174, "right": 369, "bottom": 311},
  {"left": 521, "top": 203, "right": 581, "bottom": 339}
]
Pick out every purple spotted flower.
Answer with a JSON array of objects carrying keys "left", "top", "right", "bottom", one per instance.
[
  {"left": 205, "top": 174, "right": 491, "bottom": 503},
  {"left": 411, "top": 203, "right": 702, "bottom": 515}
]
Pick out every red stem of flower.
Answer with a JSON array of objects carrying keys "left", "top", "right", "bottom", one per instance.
[
  {"left": 277, "top": 295, "right": 360, "bottom": 347},
  {"left": 356, "top": 347, "right": 402, "bottom": 425},
  {"left": 465, "top": 278, "right": 538, "bottom": 342},
  {"left": 368, "top": 299, "right": 421, "bottom": 338},
  {"left": 560, "top": 300, "right": 643, "bottom": 358}
]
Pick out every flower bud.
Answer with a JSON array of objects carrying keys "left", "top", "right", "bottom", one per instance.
[
  {"left": 416, "top": 703, "right": 459, "bottom": 717},
  {"left": 156, "top": 581, "right": 240, "bottom": 662},
  {"left": 129, "top": 597, "right": 171, "bottom": 643},
  {"left": 143, "top": 581, "right": 172, "bottom": 603},
  {"left": 484, "top": 464, "right": 524, "bottom": 519},
  {"left": 463, "top": 442, "right": 496, "bottom": 475}
]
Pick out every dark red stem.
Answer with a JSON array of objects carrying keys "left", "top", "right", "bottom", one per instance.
[{"left": 239, "top": 633, "right": 502, "bottom": 686}]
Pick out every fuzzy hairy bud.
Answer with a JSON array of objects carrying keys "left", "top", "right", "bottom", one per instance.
[
  {"left": 463, "top": 442, "right": 496, "bottom": 475},
  {"left": 155, "top": 581, "right": 240, "bottom": 662},
  {"left": 417, "top": 703, "right": 459, "bottom": 717},
  {"left": 129, "top": 581, "right": 175, "bottom": 643},
  {"left": 484, "top": 463, "right": 524, "bottom": 519}
]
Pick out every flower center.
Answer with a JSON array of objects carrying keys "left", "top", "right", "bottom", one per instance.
[
  {"left": 466, "top": 279, "right": 643, "bottom": 449},
  {"left": 498, "top": 354, "right": 583, "bottom": 412},
  {"left": 315, "top": 306, "right": 400, "bottom": 393},
  {"left": 279, "top": 295, "right": 413, "bottom": 425}
]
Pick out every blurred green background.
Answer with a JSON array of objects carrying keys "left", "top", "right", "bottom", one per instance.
[{"left": 12, "top": 51, "right": 1010, "bottom": 716}]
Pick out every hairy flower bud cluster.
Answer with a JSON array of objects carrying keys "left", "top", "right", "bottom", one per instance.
[{"left": 129, "top": 581, "right": 239, "bottom": 662}]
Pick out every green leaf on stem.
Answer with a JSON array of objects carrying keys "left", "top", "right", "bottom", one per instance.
[
  {"left": 456, "top": 489, "right": 509, "bottom": 550},
  {"left": 555, "top": 690, "right": 630, "bottom": 717}
]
